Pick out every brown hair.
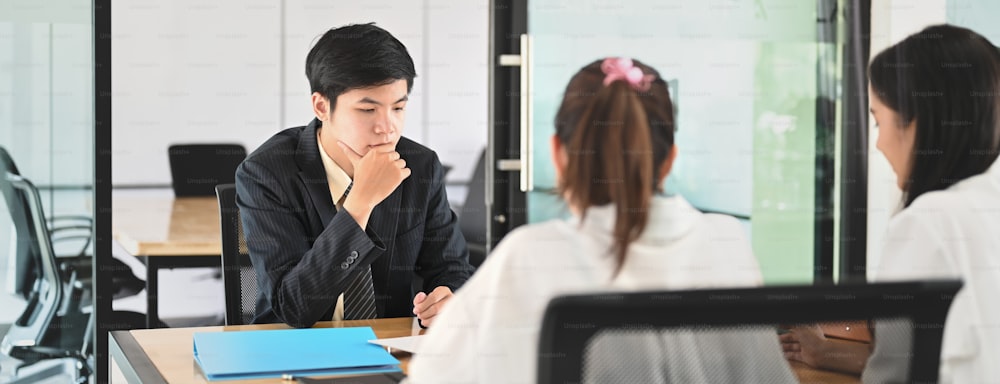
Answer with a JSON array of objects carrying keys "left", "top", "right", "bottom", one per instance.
[{"left": 555, "top": 59, "right": 675, "bottom": 274}]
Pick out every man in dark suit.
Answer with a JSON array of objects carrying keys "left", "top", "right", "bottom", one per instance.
[{"left": 236, "top": 23, "right": 472, "bottom": 328}]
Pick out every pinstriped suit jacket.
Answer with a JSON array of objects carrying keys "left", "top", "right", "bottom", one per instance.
[{"left": 236, "top": 118, "right": 473, "bottom": 328}]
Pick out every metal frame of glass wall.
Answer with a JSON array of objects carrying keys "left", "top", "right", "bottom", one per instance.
[{"left": 488, "top": 0, "right": 873, "bottom": 284}]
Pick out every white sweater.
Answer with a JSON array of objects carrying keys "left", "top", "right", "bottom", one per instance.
[
  {"left": 406, "top": 195, "right": 792, "bottom": 383},
  {"left": 872, "top": 160, "right": 1000, "bottom": 383}
]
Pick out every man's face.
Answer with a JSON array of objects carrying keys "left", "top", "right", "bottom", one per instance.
[{"left": 325, "top": 79, "right": 408, "bottom": 156}]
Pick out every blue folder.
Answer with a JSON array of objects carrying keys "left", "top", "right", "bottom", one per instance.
[{"left": 193, "top": 327, "right": 401, "bottom": 381}]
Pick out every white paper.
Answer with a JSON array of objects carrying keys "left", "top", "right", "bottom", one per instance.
[{"left": 368, "top": 335, "right": 424, "bottom": 354}]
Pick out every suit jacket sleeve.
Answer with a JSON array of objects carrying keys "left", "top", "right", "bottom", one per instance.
[
  {"left": 236, "top": 159, "right": 386, "bottom": 328},
  {"left": 414, "top": 152, "right": 473, "bottom": 292}
]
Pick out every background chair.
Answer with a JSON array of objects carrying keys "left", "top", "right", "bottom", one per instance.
[
  {"left": 538, "top": 280, "right": 962, "bottom": 384},
  {"left": 1, "top": 147, "right": 150, "bottom": 382},
  {"left": 411, "top": 150, "right": 487, "bottom": 297},
  {"left": 215, "top": 183, "right": 257, "bottom": 325},
  {"left": 457, "top": 149, "right": 487, "bottom": 268},
  {"left": 0, "top": 172, "right": 92, "bottom": 382},
  {"left": 168, "top": 144, "right": 247, "bottom": 197},
  {"left": 2, "top": 148, "right": 89, "bottom": 301},
  {"left": 0, "top": 147, "right": 144, "bottom": 302}
]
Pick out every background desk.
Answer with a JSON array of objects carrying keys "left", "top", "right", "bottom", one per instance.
[
  {"left": 109, "top": 317, "right": 859, "bottom": 384},
  {"left": 113, "top": 189, "right": 223, "bottom": 328},
  {"left": 110, "top": 317, "right": 421, "bottom": 383}
]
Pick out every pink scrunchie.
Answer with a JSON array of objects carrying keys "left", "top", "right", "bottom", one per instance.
[{"left": 601, "top": 57, "right": 656, "bottom": 92}]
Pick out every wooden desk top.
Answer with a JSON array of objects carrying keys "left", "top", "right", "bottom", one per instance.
[
  {"left": 114, "top": 317, "right": 421, "bottom": 383},
  {"left": 113, "top": 192, "right": 221, "bottom": 256},
  {"left": 112, "top": 317, "right": 858, "bottom": 384},
  {"left": 790, "top": 360, "right": 859, "bottom": 384}
]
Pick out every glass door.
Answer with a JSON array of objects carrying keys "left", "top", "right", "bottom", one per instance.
[{"left": 493, "top": 0, "right": 846, "bottom": 284}]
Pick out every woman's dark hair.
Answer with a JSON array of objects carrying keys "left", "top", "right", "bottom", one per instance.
[
  {"left": 306, "top": 23, "right": 417, "bottom": 112},
  {"left": 869, "top": 24, "right": 1000, "bottom": 208},
  {"left": 555, "top": 59, "right": 675, "bottom": 273}
]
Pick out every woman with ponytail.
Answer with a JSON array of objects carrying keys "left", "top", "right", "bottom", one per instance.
[{"left": 407, "top": 58, "right": 790, "bottom": 383}]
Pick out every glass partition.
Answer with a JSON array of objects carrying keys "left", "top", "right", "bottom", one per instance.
[
  {"left": 946, "top": 0, "right": 1000, "bottom": 42},
  {"left": 0, "top": 0, "right": 95, "bottom": 381},
  {"left": 524, "top": 0, "right": 839, "bottom": 283}
]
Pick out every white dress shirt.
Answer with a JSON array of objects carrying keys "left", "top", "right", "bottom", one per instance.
[
  {"left": 406, "top": 195, "right": 786, "bottom": 383},
  {"left": 872, "top": 160, "right": 1000, "bottom": 383}
]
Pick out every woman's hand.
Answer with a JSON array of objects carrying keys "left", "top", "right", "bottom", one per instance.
[
  {"left": 779, "top": 323, "right": 829, "bottom": 368},
  {"left": 779, "top": 323, "right": 871, "bottom": 375}
]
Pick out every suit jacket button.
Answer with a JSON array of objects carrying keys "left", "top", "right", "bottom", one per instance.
[
  {"left": 341, "top": 262, "right": 350, "bottom": 270},
  {"left": 350, "top": 250, "right": 359, "bottom": 258}
]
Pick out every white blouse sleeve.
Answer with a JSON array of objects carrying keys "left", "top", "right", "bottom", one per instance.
[
  {"left": 404, "top": 286, "right": 480, "bottom": 383},
  {"left": 874, "top": 208, "right": 956, "bottom": 282},
  {"left": 874, "top": 205, "right": 975, "bottom": 381},
  {"left": 405, "top": 240, "right": 516, "bottom": 383}
]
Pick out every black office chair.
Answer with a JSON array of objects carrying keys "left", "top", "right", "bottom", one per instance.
[
  {"left": 0, "top": 172, "right": 93, "bottom": 382},
  {"left": 168, "top": 144, "right": 247, "bottom": 197},
  {"left": 1, "top": 147, "right": 146, "bottom": 381},
  {"left": 0, "top": 147, "right": 144, "bottom": 301},
  {"left": 538, "top": 280, "right": 962, "bottom": 384},
  {"left": 2, "top": 148, "right": 89, "bottom": 301},
  {"left": 458, "top": 149, "right": 488, "bottom": 268},
  {"left": 215, "top": 183, "right": 258, "bottom": 325}
]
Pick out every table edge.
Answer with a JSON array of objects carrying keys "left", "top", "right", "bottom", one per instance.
[{"left": 110, "top": 330, "right": 169, "bottom": 384}]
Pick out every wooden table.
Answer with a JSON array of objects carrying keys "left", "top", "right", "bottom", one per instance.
[
  {"left": 109, "top": 317, "right": 858, "bottom": 384},
  {"left": 110, "top": 317, "right": 422, "bottom": 383},
  {"left": 113, "top": 191, "right": 224, "bottom": 328},
  {"left": 789, "top": 360, "right": 859, "bottom": 384}
]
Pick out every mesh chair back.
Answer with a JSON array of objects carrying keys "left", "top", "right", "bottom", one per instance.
[
  {"left": 0, "top": 173, "right": 64, "bottom": 357},
  {"left": 1, "top": 146, "right": 40, "bottom": 300},
  {"left": 169, "top": 144, "right": 246, "bottom": 197},
  {"left": 216, "top": 183, "right": 257, "bottom": 325},
  {"left": 539, "top": 280, "right": 962, "bottom": 384}
]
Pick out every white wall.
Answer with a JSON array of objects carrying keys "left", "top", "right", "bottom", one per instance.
[
  {"left": 866, "top": 0, "right": 947, "bottom": 276},
  {"left": 112, "top": 1, "right": 488, "bottom": 186}
]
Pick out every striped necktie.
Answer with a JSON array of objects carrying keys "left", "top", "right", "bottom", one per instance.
[{"left": 339, "top": 181, "right": 378, "bottom": 320}]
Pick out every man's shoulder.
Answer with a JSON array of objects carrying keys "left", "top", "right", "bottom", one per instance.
[
  {"left": 396, "top": 137, "right": 437, "bottom": 164},
  {"left": 395, "top": 137, "right": 443, "bottom": 183},
  {"left": 241, "top": 126, "right": 307, "bottom": 173},
  {"left": 236, "top": 126, "right": 309, "bottom": 192}
]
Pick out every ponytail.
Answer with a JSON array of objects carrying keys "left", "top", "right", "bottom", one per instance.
[
  {"left": 575, "top": 81, "right": 653, "bottom": 273},
  {"left": 557, "top": 59, "right": 674, "bottom": 275}
]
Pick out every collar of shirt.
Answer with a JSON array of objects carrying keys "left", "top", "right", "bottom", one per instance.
[
  {"left": 316, "top": 127, "right": 353, "bottom": 205},
  {"left": 988, "top": 157, "right": 1000, "bottom": 180},
  {"left": 571, "top": 194, "right": 701, "bottom": 244}
]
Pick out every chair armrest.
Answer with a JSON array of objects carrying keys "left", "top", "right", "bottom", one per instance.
[
  {"left": 47, "top": 215, "right": 93, "bottom": 226},
  {"left": 50, "top": 225, "right": 93, "bottom": 257},
  {"left": 58, "top": 256, "right": 93, "bottom": 279}
]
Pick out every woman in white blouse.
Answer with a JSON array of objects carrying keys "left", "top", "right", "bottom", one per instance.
[
  {"left": 406, "top": 58, "right": 793, "bottom": 383},
  {"left": 866, "top": 24, "right": 1000, "bottom": 383},
  {"left": 782, "top": 24, "right": 1000, "bottom": 383}
]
